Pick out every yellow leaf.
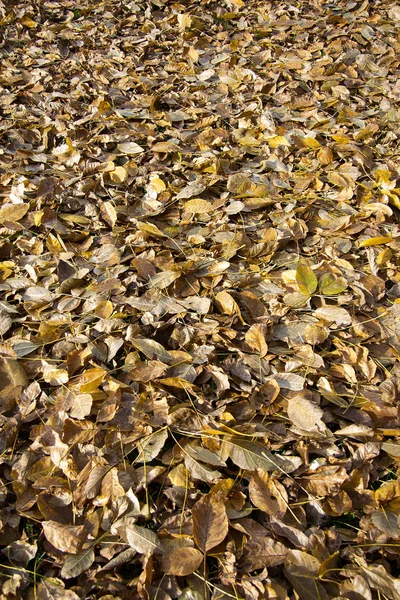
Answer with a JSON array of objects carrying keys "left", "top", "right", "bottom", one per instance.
[
  {"left": 20, "top": 16, "right": 37, "bottom": 28},
  {"left": 38, "top": 323, "right": 60, "bottom": 343},
  {"left": 267, "top": 135, "right": 290, "bottom": 148},
  {"left": 0, "top": 203, "right": 29, "bottom": 225},
  {"left": 376, "top": 248, "right": 392, "bottom": 267},
  {"left": 169, "top": 464, "right": 190, "bottom": 487},
  {"left": 332, "top": 134, "right": 350, "bottom": 143},
  {"left": 109, "top": 166, "right": 127, "bottom": 183},
  {"left": 188, "top": 47, "right": 199, "bottom": 62},
  {"left": 184, "top": 199, "right": 212, "bottom": 214},
  {"left": 151, "top": 141, "right": 180, "bottom": 153},
  {"left": 98, "top": 100, "right": 111, "bottom": 113},
  {"left": 302, "top": 137, "right": 321, "bottom": 149},
  {"left": 296, "top": 264, "right": 318, "bottom": 296},
  {"left": 239, "top": 135, "right": 262, "bottom": 147},
  {"left": 43, "top": 369, "right": 69, "bottom": 386},
  {"left": 245, "top": 323, "right": 268, "bottom": 357},
  {"left": 178, "top": 13, "right": 192, "bottom": 30},
  {"left": 33, "top": 211, "right": 44, "bottom": 226},
  {"left": 317, "top": 146, "right": 333, "bottom": 165},
  {"left": 0, "top": 262, "right": 13, "bottom": 280},
  {"left": 46, "top": 233, "right": 64, "bottom": 255},
  {"left": 94, "top": 300, "right": 113, "bottom": 319},
  {"left": 319, "top": 274, "right": 348, "bottom": 296},
  {"left": 359, "top": 236, "right": 392, "bottom": 247},
  {"left": 374, "top": 169, "right": 394, "bottom": 187},
  {"left": 59, "top": 213, "right": 91, "bottom": 225},
  {"left": 387, "top": 191, "right": 400, "bottom": 209},
  {"left": 215, "top": 291, "right": 245, "bottom": 324},
  {"left": 66, "top": 137, "right": 75, "bottom": 151},
  {"left": 137, "top": 222, "right": 166, "bottom": 237},
  {"left": 72, "top": 367, "right": 107, "bottom": 393},
  {"left": 149, "top": 176, "right": 166, "bottom": 193},
  {"left": 304, "top": 324, "right": 328, "bottom": 345}
]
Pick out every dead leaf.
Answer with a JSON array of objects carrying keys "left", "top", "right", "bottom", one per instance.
[
  {"left": 162, "top": 547, "right": 203, "bottom": 575},
  {"left": 0, "top": 357, "right": 28, "bottom": 411},
  {"left": 226, "top": 437, "right": 293, "bottom": 473},
  {"left": 215, "top": 291, "right": 244, "bottom": 323},
  {"left": 287, "top": 395, "right": 325, "bottom": 432},
  {"left": 0, "top": 203, "right": 29, "bottom": 224},
  {"left": 192, "top": 493, "right": 229, "bottom": 552},
  {"left": 185, "top": 199, "right": 213, "bottom": 214},
  {"left": 61, "top": 549, "right": 95, "bottom": 579},
  {"left": 314, "top": 306, "right": 352, "bottom": 325},
  {"left": 42, "top": 521, "right": 88, "bottom": 554},
  {"left": 113, "top": 519, "right": 164, "bottom": 555},
  {"left": 249, "top": 470, "right": 288, "bottom": 518},
  {"left": 117, "top": 141, "right": 145, "bottom": 155}
]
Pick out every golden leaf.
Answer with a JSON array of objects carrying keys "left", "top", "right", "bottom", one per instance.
[
  {"left": 267, "top": 135, "right": 291, "bottom": 148},
  {"left": 359, "top": 236, "right": 393, "bottom": 247},
  {"left": 184, "top": 199, "right": 212, "bottom": 214}
]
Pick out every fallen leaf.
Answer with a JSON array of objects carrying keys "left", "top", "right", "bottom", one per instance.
[
  {"left": 61, "top": 549, "right": 95, "bottom": 579},
  {"left": 42, "top": 521, "right": 88, "bottom": 554},
  {"left": 162, "top": 547, "right": 203, "bottom": 575},
  {"left": 184, "top": 199, "right": 213, "bottom": 214},
  {"left": 287, "top": 395, "right": 325, "bottom": 432},
  {"left": 249, "top": 470, "right": 288, "bottom": 518},
  {"left": 226, "top": 438, "right": 293, "bottom": 473},
  {"left": 0, "top": 203, "right": 29, "bottom": 224},
  {"left": 117, "top": 141, "right": 145, "bottom": 155},
  {"left": 0, "top": 357, "right": 28, "bottom": 411},
  {"left": 296, "top": 264, "right": 318, "bottom": 296},
  {"left": 192, "top": 493, "right": 229, "bottom": 552},
  {"left": 314, "top": 306, "right": 352, "bottom": 325}
]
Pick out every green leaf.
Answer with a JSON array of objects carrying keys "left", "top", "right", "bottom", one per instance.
[
  {"left": 296, "top": 264, "right": 318, "bottom": 296},
  {"left": 318, "top": 273, "right": 348, "bottom": 296}
]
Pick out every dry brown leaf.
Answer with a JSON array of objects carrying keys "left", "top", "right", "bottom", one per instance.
[
  {"left": 249, "top": 470, "right": 288, "bottom": 518},
  {"left": 184, "top": 199, "right": 212, "bottom": 214},
  {"left": 245, "top": 323, "right": 268, "bottom": 357},
  {"left": 162, "top": 547, "right": 203, "bottom": 575},
  {"left": 42, "top": 521, "right": 88, "bottom": 554},
  {"left": 0, "top": 357, "right": 28, "bottom": 411},
  {"left": 0, "top": 203, "right": 29, "bottom": 224},
  {"left": 192, "top": 493, "right": 229, "bottom": 552},
  {"left": 100, "top": 201, "right": 117, "bottom": 227},
  {"left": 214, "top": 291, "right": 244, "bottom": 323},
  {"left": 287, "top": 395, "right": 325, "bottom": 432}
]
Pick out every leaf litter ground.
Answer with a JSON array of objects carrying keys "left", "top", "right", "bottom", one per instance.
[{"left": 0, "top": 0, "right": 400, "bottom": 598}]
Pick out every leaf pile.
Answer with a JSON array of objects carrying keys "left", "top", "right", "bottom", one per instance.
[{"left": 0, "top": 0, "right": 400, "bottom": 598}]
